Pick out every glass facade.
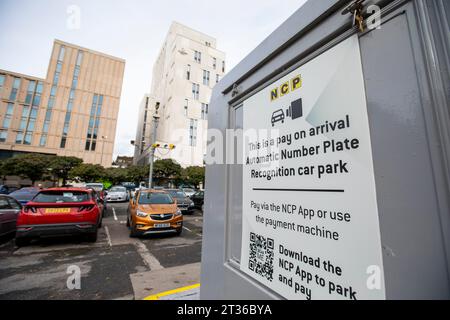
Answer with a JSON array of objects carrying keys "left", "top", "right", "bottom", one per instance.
[
  {"left": 40, "top": 45, "right": 65, "bottom": 146},
  {"left": 85, "top": 93, "right": 103, "bottom": 151},
  {"left": 0, "top": 74, "right": 5, "bottom": 91},
  {"left": 2, "top": 103, "right": 14, "bottom": 129},
  {"left": 9, "top": 77, "right": 20, "bottom": 101},
  {"left": 201, "top": 103, "right": 209, "bottom": 120},
  {"left": 203, "top": 70, "right": 210, "bottom": 86},
  {"left": 60, "top": 50, "right": 83, "bottom": 149},
  {"left": 189, "top": 118, "right": 198, "bottom": 147},
  {"left": 192, "top": 83, "right": 200, "bottom": 100}
]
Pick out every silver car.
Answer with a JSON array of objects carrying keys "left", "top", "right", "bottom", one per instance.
[
  {"left": 106, "top": 186, "right": 129, "bottom": 202},
  {"left": 0, "top": 195, "right": 22, "bottom": 237}
]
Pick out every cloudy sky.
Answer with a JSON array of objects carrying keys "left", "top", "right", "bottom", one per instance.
[{"left": 0, "top": 0, "right": 307, "bottom": 158}]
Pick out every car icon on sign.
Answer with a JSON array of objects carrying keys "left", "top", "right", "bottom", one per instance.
[{"left": 271, "top": 109, "right": 285, "bottom": 127}]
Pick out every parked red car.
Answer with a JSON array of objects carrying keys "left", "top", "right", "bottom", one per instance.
[{"left": 15, "top": 188, "right": 104, "bottom": 247}]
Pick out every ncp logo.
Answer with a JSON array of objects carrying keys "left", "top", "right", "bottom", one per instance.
[{"left": 270, "top": 74, "right": 302, "bottom": 102}]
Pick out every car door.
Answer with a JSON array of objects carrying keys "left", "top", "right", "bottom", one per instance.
[
  {"left": 6, "top": 197, "right": 21, "bottom": 232},
  {"left": 0, "top": 196, "right": 16, "bottom": 235}
]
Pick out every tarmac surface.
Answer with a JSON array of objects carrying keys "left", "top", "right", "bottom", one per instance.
[{"left": 0, "top": 202, "right": 203, "bottom": 300}]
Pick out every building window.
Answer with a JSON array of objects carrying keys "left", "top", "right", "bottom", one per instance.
[
  {"left": 41, "top": 46, "right": 65, "bottom": 146},
  {"left": 2, "top": 103, "right": 14, "bottom": 129},
  {"left": 212, "top": 57, "right": 217, "bottom": 69},
  {"left": 192, "top": 83, "right": 200, "bottom": 100},
  {"left": 186, "top": 64, "right": 191, "bottom": 80},
  {"left": 205, "top": 42, "right": 211, "bottom": 47},
  {"left": 216, "top": 74, "right": 220, "bottom": 83},
  {"left": 203, "top": 70, "right": 210, "bottom": 86},
  {"left": 184, "top": 99, "right": 189, "bottom": 117},
  {"left": 86, "top": 94, "right": 103, "bottom": 151},
  {"left": 0, "top": 74, "right": 5, "bottom": 91},
  {"left": 222, "top": 61, "right": 225, "bottom": 73},
  {"left": 194, "top": 50, "right": 201, "bottom": 63},
  {"left": 60, "top": 50, "right": 83, "bottom": 149},
  {"left": 201, "top": 103, "right": 209, "bottom": 120},
  {"left": 15, "top": 132, "right": 23, "bottom": 144},
  {"left": 9, "top": 77, "right": 20, "bottom": 101},
  {"left": 0, "top": 131, "right": 7, "bottom": 143},
  {"left": 189, "top": 119, "right": 198, "bottom": 147},
  {"left": 25, "top": 81, "right": 36, "bottom": 104},
  {"left": 39, "top": 134, "right": 47, "bottom": 146}
]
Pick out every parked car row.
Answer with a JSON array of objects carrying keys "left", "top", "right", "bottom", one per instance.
[{"left": 0, "top": 187, "right": 106, "bottom": 247}]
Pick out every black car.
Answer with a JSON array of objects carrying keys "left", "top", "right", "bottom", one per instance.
[
  {"left": 191, "top": 191, "right": 204, "bottom": 208},
  {"left": 165, "top": 189, "right": 195, "bottom": 214}
]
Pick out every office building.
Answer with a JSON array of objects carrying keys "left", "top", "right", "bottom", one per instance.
[
  {"left": 0, "top": 40, "right": 125, "bottom": 167},
  {"left": 134, "top": 22, "right": 226, "bottom": 167}
]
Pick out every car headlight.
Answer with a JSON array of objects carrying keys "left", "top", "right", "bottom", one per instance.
[
  {"left": 136, "top": 210, "right": 148, "bottom": 218},
  {"left": 175, "top": 209, "right": 182, "bottom": 217}
]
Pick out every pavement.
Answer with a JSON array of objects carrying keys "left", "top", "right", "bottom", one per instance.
[{"left": 0, "top": 202, "right": 204, "bottom": 300}]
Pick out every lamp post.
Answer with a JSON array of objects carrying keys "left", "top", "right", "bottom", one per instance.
[
  {"left": 148, "top": 115, "right": 160, "bottom": 189},
  {"left": 101, "top": 135, "right": 108, "bottom": 167}
]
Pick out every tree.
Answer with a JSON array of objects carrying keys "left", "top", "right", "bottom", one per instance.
[
  {"left": 49, "top": 156, "right": 83, "bottom": 186},
  {"left": 12, "top": 154, "right": 53, "bottom": 185},
  {"left": 69, "top": 163, "right": 105, "bottom": 183},
  {"left": 181, "top": 166, "right": 205, "bottom": 189},
  {"left": 153, "top": 159, "right": 182, "bottom": 186},
  {"left": 125, "top": 165, "right": 149, "bottom": 185},
  {"left": 104, "top": 167, "right": 128, "bottom": 186}
]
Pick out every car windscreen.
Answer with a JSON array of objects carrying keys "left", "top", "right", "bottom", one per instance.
[
  {"left": 183, "top": 189, "right": 194, "bottom": 193},
  {"left": 138, "top": 193, "right": 174, "bottom": 205},
  {"left": 110, "top": 187, "right": 126, "bottom": 192},
  {"left": 9, "top": 190, "right": 39, "bottom": 201},
  {"left": 33, "top": 191, "right": 90, "bottom": 203},
  {"left": 86, "top": 184, "right": 103, "bottom": 191},
  {"left": 167, "top": 191, "right": 185, "bottom": 198}
]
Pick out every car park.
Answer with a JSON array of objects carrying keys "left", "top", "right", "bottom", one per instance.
[
  {"left": 127, "top": 189, "right": 183, "bottom": 237},
  {"left": 8, "top": 187, "right": 40, "bottom": 205},
  {"left": 106, "top": 186, "right": 129, "bottom": 202},
  {"left": 15, "top": 188, "right": 103, "bottom": 246},
  {"left": 0, "top": 195, "right": 22, "bottom": 237},
  {"left": 165, "top": 189, "right": 195, "bottom": 214}
]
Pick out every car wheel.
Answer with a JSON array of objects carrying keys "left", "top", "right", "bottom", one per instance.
[
  {"left": 15, "top": 237, "right": 30, "bottom": 247},
  {"left": 126, "top": 216, "right": 130, "bottom": 227},
  {"left": 98, "top": 217, "right": 103, "bottom": 229},
  {"left": 129, "top": 224, "right": 139, "bottom": 238},
  {"left": 176, "top": 228, "right": 182, "bottom": 236}
]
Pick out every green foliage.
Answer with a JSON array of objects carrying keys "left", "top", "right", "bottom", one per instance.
[
  {"left": 153, "top": 159, "right": 182, "bottom": 179},
  {"left": 49, "top": 156, "right": 83, "bottom": 185},
  {"left": 69, "top": 163, "right": 106, "bottom": 183},
  {"left": 181, "top": 166, "right": 205, "bottom": 189},
  {"left": 125, "top": 165, "right": 149, "bottom": 185},
  {"left": 8, "top": 154, "right": 53, "bottom": 184},
  {"left": 104, "top": 167, "right": 128, "bottom": 185}
]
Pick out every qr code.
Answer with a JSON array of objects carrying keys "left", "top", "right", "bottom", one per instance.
[{"left": 249, "top": 233, "right": 274, "bottom": 282}]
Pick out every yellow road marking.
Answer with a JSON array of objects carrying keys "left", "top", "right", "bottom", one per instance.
[{"left": 144, "top": 283, "right": 200, "bottom": 300}]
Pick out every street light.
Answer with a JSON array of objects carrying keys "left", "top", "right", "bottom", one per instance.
[{"left": 101, "top": 135, "right": 108, "bottom": 166}]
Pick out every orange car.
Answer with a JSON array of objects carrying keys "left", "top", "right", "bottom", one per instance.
[{"left": 127, "top": 189, "right": 183, "bottom": 237}]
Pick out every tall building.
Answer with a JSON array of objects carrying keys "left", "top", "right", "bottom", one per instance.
[
  {"left": 0, "top": 40, "right": 125, "bottom": 167},
  {"left": 134, "top": 22, "right": 226, "bottom": 167}
]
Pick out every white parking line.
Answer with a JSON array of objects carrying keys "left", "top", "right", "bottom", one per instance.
[
  {"left": 112, "top": 207, "right": 118, "bottom": 221},
  {"left": 183, "top": 226, "right": 202, "bottom": 237},
  {"left": 105, "top": 226, "right": 113, "bottom": 247},
  {"left": 133, "top": 241, "right": 164, "bottom": 271}
]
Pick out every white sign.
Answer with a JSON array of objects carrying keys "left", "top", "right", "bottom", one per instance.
[{"left": 240, "top": 36, "right": 385, "bottom": 300}]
